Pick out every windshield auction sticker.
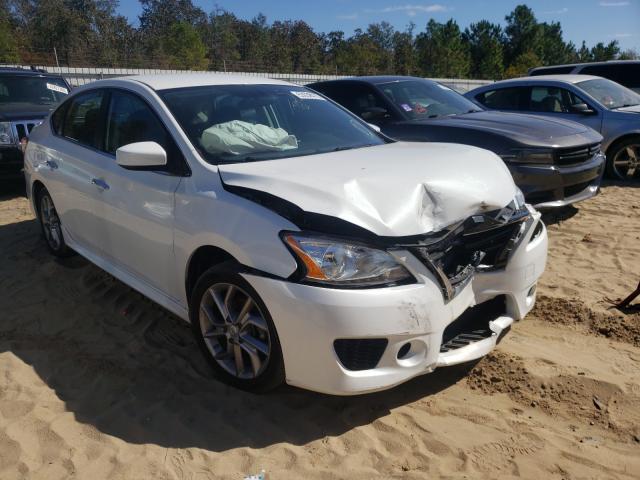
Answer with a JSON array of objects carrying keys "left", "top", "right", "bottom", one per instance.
[
  {"left": 291, "top": 91, "right": 325, "bottom": 100},
  {"left": 46, "top": 83, "right": 69, "bottom": 95}
]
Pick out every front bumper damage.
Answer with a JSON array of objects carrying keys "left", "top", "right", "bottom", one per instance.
[{"left": 244, "top": 204, "right": 547, "bottom": 395}]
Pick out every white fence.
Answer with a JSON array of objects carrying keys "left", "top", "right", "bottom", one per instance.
[{"left": 6, "top": 65, "right": 494, "bottom": 93}]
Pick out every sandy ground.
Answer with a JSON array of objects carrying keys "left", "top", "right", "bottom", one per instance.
[{"left": 0, "top": 181, "right": 639, "bottom": 480}]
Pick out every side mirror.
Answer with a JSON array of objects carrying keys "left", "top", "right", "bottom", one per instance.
[
  {"left": 368, "top": 123, "right": 382, "bottom": 133},
  {"left": 569, "top": 103, "right": 596, "bottom": 115},
  {"left": 361, "top": 106, "right": 390, "bottom": 122},
  {"left": 116, "top": 141, "right": 167, "bottom": 169}
]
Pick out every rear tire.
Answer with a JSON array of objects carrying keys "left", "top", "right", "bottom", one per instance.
[
  {"left": 189, "top": 262, "right": 285, "bottom": 392},
  {"left": 36, "top": 187, "right": 74, "bottom": 257},
  {"left": 606, "top": 136, "right": 640, "bottom": 180}
]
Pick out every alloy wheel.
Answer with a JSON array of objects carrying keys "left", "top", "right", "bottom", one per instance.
[
  {"left": 612, "top": 144, "right": 639, "bottom": 179},
  {"left": 199, "top": 283, "right": 271, "bottom": 379},
  {"left": 40, "top": 194, "right": 62, "bottom": 250}
]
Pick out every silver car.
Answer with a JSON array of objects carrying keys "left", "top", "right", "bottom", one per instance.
[{"left": 466, "top": 75, "right": 640, "bottom": 180}]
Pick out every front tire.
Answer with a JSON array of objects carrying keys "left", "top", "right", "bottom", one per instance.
[
  {"left": 606, "top": 137, "right": 640, "bottom": 180},
  {"left": 36, "top": 187, "right": 74, "bottom": 257},
  {"left": 190, "top": 263, "right": 285, "bottom": 392}
]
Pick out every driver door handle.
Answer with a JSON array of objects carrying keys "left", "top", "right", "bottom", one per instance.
[{"left": 91, "top": 178, "right": 110, "bottom": 190}]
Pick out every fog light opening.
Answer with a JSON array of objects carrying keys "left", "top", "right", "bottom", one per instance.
[
  {"left": 527, "top": 284, "right": 537, "bottom": 298},
  {"left": 397, "top": 342, "right": 411, "bottom": 360}
]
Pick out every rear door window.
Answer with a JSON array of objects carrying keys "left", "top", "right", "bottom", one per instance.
[
  {"left": 525, "top": 86, "right": 591, "bottom": 113},
  {"left": 62, "top": 90, "right": 105, "bottom": 149},
  {"left": 476, "top": 87, "right": 526, "bottom": 110}
]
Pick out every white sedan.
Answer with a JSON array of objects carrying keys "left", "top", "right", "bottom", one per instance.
[{"left": 24, "top": 74, "right": 547, "bottom": 395}]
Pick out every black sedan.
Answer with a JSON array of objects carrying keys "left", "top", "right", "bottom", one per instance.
[{"left": 309, "top": 76, "right": 605, "bottom": 208}]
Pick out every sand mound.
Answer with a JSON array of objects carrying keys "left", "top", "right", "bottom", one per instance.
[
  {"left": 468, "top": 352, "right": 640, "bottom": 441},
  {"left": 531, "top": 295, "right": 640, "bottom": 347}
]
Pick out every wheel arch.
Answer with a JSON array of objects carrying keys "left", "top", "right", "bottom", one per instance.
[
  {"left": 604, "top": 132, "right": 640, "bottom": 156},
  {"left": 31, "top": 180, "right": 47, "bottom": 215},
  {"left": 185, "top": 245, "right": 239, "bottom": 303}
]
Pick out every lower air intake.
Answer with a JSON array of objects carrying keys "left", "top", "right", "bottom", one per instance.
[{"left": 334, "top": 338, "right": 388, "bottom": 371}]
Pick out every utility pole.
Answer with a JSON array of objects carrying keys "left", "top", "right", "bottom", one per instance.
[{"left": 53, "top": 47, "right": 60, "bottom": 68}]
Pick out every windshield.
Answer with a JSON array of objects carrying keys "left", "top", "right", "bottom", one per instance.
[
  {"left": 377, "top": 80, "right": 482, "bottom": 119},
  {"left": 577, "top": 78, "right": 640, "bottom": 110},
  {"left": 0, "top": 75, "right": 69, "bottom": 106},
  {"left": 159, "top": 85, "right": 385, "bottom": 164}
]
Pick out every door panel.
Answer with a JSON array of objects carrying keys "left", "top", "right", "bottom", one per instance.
[
  {"left": 94, "top": 162, "right": 181, "bottom": 296},
  {"left": 94, "top": 89, "right": 184, "bottom": 298},
  {"left": 48, "top": 89, "right": 109, "bottom": 253}
]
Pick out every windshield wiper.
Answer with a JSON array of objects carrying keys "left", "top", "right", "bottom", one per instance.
[{"left": 613, "top": 103, "right": 640, "bottom": 109}]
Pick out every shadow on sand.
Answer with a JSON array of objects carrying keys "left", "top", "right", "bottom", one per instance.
[{"left": 0, "top": 216, "right": 473, "bottom": 453}]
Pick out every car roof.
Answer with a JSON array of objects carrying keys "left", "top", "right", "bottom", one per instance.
[
  {"left": 488, "top": 74, "right": 602, "bottom": 86},
  {"left": 531, "top": 60, "right": 640, "bottom": 71},
  {"left": 312, "top": 76, "right": 430, "bottom": 86},
  {"left": 0, "top": 67, "right": 65, "bottom": 78},
  {"left": 116, "top": 73, "right": 295, "bottom": 91}
]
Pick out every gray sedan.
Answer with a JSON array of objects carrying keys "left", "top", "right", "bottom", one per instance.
[{"left": 466, "top": 75, "right": 640, "bottom": 180}]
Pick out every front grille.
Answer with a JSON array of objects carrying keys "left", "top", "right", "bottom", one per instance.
[
  {"left": 440, "top": 295, "right": 507, "bottom": 353},
  {"left": 406, "top": 204, "right": 530, "bottom": 301},
  {"left": 11, "top": 120, "right": 42, "bottom": 143},
  {"left": 555, "top": 143, "right": 601, "bottom": 166},
  {"left": 334, "top": 338, "right": 388, "bottom": 371}
]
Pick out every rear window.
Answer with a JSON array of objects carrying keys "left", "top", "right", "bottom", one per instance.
[
  {"left": 476, "top": 87, "right": 526, "bottom": 110},
  {"left": 580, "top": 64, "right": 640, "bottom": 90}
]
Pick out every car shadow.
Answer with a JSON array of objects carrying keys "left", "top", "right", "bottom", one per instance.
[
  {"left": 0, "top": 178, "right": 26, "bottom": 201},
  {"left": 540, "top": 205, "right": 579, "bottom": 226},
  {"left": 0, "top": 217, "right": 473, "bottom": 453}
]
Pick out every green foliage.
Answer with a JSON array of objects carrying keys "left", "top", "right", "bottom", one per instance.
[
  {"left": 162, "top": 21, "right": 207, "bottom": 69},
  {"left": 464, "top": 20, "right": 504, "bottom": 79},
  {"left": 416, "top": 19, "right": 470, "bottom": 78},
  {"left": 504, "top": 51, "right": 541, "bottom": 78},
  {"left": 0, "top": 1, "right": 634, "bottom": 77},
  {"left": 0, "top": 17, "right": 20, "bottom": 63}
]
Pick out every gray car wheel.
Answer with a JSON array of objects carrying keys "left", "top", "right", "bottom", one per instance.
[
  {"left": 607, "top": 137, "right": 640, "bottom": 180},
  {"left": 190, "top": 263, "right": 285, "bottom": 392},
  {"left": 37, "top": 188, "right": 73, "bottom": 257}
]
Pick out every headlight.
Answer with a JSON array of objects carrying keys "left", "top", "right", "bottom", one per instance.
[
  {"left": 501, "top": 149, "right": 553, "bottom": 164},
  {"left": 0, "top": 122, "right": 14, "bottom": 145},
  {"left": 282, "top": 232, "right": 414, "bottom": 287}
]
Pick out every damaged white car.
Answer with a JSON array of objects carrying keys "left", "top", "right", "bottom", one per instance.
[{"left": 24, "top": 74, "right": 548, "bottom": 395}]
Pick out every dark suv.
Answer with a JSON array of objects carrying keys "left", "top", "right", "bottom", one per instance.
[
  {"left": 529, "top": 61, "right": 640, "bottom": 94},
  {"left": 310, "top": 76, "right": 605, "bottom": 209},
  {"left": 0, "top": 68, "right": 70, "bottom": 179}
]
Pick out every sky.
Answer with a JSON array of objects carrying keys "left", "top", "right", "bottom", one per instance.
[{"left": 116, "top": 0, "right": 640, "bottom": 52}]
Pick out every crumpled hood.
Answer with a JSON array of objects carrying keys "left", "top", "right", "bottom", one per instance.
[
  {"left": 218, "top": 142, "right": 517, "bottom": 237},
  {"left": 416, "top": 111, "right": 591, "bottom": 144}
]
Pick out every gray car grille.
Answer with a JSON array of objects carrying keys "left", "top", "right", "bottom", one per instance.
[
  {"left": 555, "top": 143, "right": 601, "bottom": 166},
  {"left": 11, "top": 120, "right": 42, "bottom": 143}
]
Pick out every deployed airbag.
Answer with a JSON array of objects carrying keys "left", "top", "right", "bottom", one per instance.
[{"left": 200, "top": 120, "right": 298, "bottom": 155}]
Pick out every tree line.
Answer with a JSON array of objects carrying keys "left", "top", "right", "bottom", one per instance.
[{"left": 1, "top": 0, "right": 638, "bottom": 78}]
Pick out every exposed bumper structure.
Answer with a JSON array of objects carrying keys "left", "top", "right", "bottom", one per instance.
[
  {"left": 510, "top": 152, "right": 605, "bottom": 209},
  {"left": 244, "top": 207, "right": 547, "bottom": 395}
]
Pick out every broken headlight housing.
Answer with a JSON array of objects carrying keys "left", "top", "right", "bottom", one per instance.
[
  {"left": 282, "top": 232, "right": 414, "bottom": 287},
  {"left": 0, "top": 122, "right": 14, "bottom": 145}
]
